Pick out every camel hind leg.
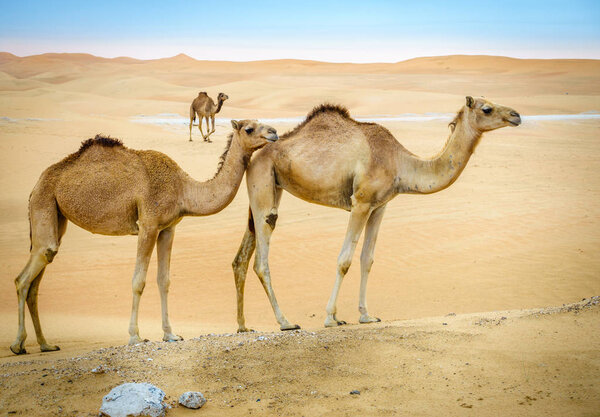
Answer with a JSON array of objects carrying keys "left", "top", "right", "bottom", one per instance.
[
  {"left": 11, "top": 202, "right": 66, "bottom": 354},
  {"left": 189, "top": 107, "right": 195, "bottom": 141},
  {"left": 324, "top": 199, "right": 371, "bottom": 327}
]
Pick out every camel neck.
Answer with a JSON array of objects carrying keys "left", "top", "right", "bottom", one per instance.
[
  {"left": 215, "top": 99, "right": 224, "bottom": 114},
  {"left": 396, "top": 112, "right": 482, "bottom": 194},
  {"left": 182, "top": 137, "right": 250, "bottom": 216}
]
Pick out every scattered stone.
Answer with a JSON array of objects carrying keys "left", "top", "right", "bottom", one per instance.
[
  {"left": 178, "top": 391, "right": 206, "bottom": 409},
  {"left": 91, "top": 365, "right": 106, "bottom": 374},
  {"left": 100, "top": 382, "right": 167, "bottom": 417},
  {"left": 445, "top": 312, "right": 456, "bottom": 317},
  {"left": 350, "top": 390, "right": 360, "bottom": 395}
]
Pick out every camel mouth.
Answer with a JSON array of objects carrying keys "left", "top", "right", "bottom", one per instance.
[
  {"left": 265, "top": 134, "right": 279, "bottom": 142},
  {"left": 506, "top": 118, "right": 521, "bottom": 127}
]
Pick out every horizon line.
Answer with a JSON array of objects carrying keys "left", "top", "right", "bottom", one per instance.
[{"left": 2, "top": 51, "right": 600, "bottom": 65}]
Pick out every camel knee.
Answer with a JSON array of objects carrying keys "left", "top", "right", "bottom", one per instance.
[
  {"left": 265, "top": 212, "right": 278, "bottom": 230},
  {"left": 232, "top": 254, "right": 246, "bottom": 272},
  {"left": 44, "top": 248, "right": 58, "bottom": 263},
  {"left": 132, "top": 280, "right": 146, "bottom": 295},
  {"left": 360, "top": 254, "right": 374, "bottom": 273},
  {"left": 338, "top": 258, "right": 352, "bottom": 276},
  {"left": 158, "top": 279, "right": 170, "bottom": 293},
  {"left": 253, "top": 261, "right": 269, "bottom": 279}
]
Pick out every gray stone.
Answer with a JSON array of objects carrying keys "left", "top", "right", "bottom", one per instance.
[
  {"left": 100, "top": 383, "right": 167, "bottom": 417},
  {"left": 179, "top": 391, "right": 206, "bottom": 409}
]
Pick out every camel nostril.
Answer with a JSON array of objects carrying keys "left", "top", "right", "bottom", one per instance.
[{"left": 510, "top": 111, "right": 520, "bottom": 118}]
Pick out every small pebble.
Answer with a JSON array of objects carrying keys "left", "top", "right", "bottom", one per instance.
[
  {"left": 350, "top": 390, "right": 360, "bottom": 395},
  {"left": 179, "top": 391, "right": 206, "bottom": 409}
]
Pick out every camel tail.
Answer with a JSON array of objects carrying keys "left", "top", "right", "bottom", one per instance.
[{"left": 190, "top": 105, "right": 196, "bottom": 123}]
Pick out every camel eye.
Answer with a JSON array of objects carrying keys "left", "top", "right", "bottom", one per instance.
[
  {"left": 245, "top": 127, "right": 254, "bottom": 134},
  {"left": 482, "top": 107, "right": 492, "bottom": 114}
]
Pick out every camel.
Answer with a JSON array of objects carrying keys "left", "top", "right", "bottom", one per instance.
[
  {"left": 231, "top": 96, "right": 521, "bottom": 332},
  {"left": 189, "top": 92, "right": 229, "bottom": 142},
  {"left": 11, "top": 120, "right": 278, "bottom": 355}
]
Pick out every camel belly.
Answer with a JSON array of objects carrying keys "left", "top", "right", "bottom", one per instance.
[
  {"left": 54, "top": 169, "right": 141, "bottom": 236},
  {"left": 57, "top": 196, "right": 139, "bottom": 236},
  {"left": 275, "top": 172, "right": 354, "bottom": 211}
]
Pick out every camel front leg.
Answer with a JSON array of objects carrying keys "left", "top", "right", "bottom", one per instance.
[
  {"left": 251, "top": 189, "right": 299, "bottom": 331},
  {"left": 232, "top": 217, "right": 257, "bottom": 332},
  {"left": 198, "top": 116, "right": 207, "bottom": 140},
  {"left": 128, "top": 225, "right": 158, "bottom": 345},
  {"left": 208, "top": 115, "right": 216, "bottom": 138},
  {"left": 156, "top": 226, "right": 182, "bottom": 342},
  {"left": 325, "top": 201, "right": 371, "bottom": 327},
  {"left": 358, "top": 204, "right": 386, "bottom": 324},
  {"left": 202, "top": 117, "right": 211, "bottom": 142}
]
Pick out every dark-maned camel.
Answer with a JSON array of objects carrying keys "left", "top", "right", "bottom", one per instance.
[{"left": 232, "top": 97, "right": 521, "bottom": 331}]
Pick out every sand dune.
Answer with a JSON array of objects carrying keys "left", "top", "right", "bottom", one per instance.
[{"left": 0, "top": 53, "right": 599, "bottom": 415}]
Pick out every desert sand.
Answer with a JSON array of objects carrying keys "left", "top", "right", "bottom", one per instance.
[{"left": 0, "top": 53, "right": 599, "bottom": 415}]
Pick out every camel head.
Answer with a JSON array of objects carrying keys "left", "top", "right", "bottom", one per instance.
[
  {"left": 218, "top": 92, "right": 229, "bottom": 102},
  {"left": 462, "top": 96, "right": 521, "bottom": 132},
  {"left": 230, "top": 119, "right": 278, "bottom": 151}
]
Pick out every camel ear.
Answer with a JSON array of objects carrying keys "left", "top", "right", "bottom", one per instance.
[
  {"left": 231, "top": 120, "right": 239, "bottom": 130},
  {"left": 466, "top": 96, "right": 474, "bottom": 108}
]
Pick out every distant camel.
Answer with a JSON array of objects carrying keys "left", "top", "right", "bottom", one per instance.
[
  {"left": 189, "top": 92, "right": 229, "bottom": 142},
  {"left": 11, "top": 120, "right": 278, "bottom": 355},
  {"left": 232, "top": 97, "right": 521, "bottom": 332}
]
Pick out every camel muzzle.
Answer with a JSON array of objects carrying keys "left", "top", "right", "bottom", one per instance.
[
  {"left": 506, "top": 111, "right": 521, "bottom": 126},
  {"left": 266, "top": 132, "right": 279, "bottom": 142}
]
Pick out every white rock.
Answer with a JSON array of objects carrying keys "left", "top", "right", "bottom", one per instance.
[
  {"left": 100, "top": 383, "right": 167, "bottom": 417},
  {"left": 179, "top": 391, "right": 207, "bottom": 409}
]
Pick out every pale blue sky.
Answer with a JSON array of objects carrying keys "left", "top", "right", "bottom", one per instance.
[{"left": 1, "top": 0, "right": 599, "bottom": 61}]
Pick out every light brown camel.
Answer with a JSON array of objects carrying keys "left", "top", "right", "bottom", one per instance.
[
  {"left": 189, "top": 92, "right": 229, "bottom": 142},
  {"left": 11, "top": 120, "right": 278, "bottom": 355},
  {"left": 232, "top": 97, "right": 521, "bottom": 331}
]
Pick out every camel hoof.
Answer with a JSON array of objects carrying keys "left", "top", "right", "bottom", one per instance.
[
  {"left": 324, "top": 318, "right": 347, "bottom": 328},
  {"left": 128, "top": 336, "right": 149, "bottom": 345},
  {"left": 163, "top": 334, "right": 183, "bottom": 342},
  {"left": 40, "top": 344, "right": 60, "bottom": 352},
  {"left": 280, "top": 324, "right": 301, "bottom": 331},
  {"left": 359, "top": 315, "right": 381, "bottom": 324},
  {"left": 237, "top": 327, "right": 255, "bottom": 333},
  {"left": 10, "top": 343, "right": 26, "bottom": 355}
]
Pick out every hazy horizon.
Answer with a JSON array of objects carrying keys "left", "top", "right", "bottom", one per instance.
[{"left": 1, "top": 1, "right": 599, "bottom": 63}]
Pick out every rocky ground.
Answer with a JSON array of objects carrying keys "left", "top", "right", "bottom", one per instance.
[{"left": 1, "top": 297, "right": 598, "bottom": 417}]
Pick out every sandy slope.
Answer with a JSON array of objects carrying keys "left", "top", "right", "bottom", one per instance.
[
  {"left": 0, "top": 53, "right": 599, "bottom": 415},
  {"left": 0, "top": 298, "right": 598, "bottom": 416}
]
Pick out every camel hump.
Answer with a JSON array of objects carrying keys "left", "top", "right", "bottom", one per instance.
[
  {"left": 305, "top": 103, "right": 351, "bottom": 121},
  {"left": 78, "top": 135, "right": 124, "bottom": 153},
  {"left": 281, "top": 103, "right": 353, "bottom": 139},
  {"left": 198, "top": 91, "right": 207, "bottom": 96}
]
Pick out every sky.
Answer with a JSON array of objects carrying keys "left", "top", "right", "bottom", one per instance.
[{"left": 1, "top": 0, "right": 599, "bottom": 62}]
